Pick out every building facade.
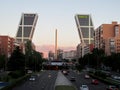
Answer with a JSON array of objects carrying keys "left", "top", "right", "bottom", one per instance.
[
  {"left": 48, "top": 51, "right": 55, "bottom": 61},
  {"left": 15, "top": 13, "right": 38, "bottom": 44},
  {"left": 75, "top": 14, "right": 94, "bottom": 57},
  {"left": 62, "top": 50, "right": 76, "bottom": 61},
  {"left": 76, "top": 43, "right": 94, "bottom": 60},
  {"left": 0, "top": 36, "right": 15, "bottom": 57},
  {"left": 95, "top": 22, "right": 120, "bottom": 55}
]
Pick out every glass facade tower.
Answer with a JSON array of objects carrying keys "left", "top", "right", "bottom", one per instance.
[
  {"left": 75, "top": 14, "right": 94, "bottom": 45},
  {"left": 15, "top": 13, "right": 38, "bottom": 44}
]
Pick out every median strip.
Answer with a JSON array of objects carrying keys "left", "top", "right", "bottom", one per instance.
[{"left": 54, "top": 71, "right": 76, "bottom": 90}]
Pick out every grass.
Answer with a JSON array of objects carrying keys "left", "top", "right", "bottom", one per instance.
[{"left": 55, "top": 85, "right": 76, "bottom": 90}]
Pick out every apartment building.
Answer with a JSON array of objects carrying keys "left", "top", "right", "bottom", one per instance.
[
  {"left": 95, "top": 21, "right": 120, "bottom": 55},
  {"left": 0, "top": 36, "right": 15, "bottom": 57}
]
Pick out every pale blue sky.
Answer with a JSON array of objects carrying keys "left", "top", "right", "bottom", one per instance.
[{"left": 0, "top": 0, "right": 120, "bottom": 48}]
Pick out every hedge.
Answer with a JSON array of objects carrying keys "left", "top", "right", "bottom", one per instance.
[{"left": 0, "top": 74, "right": 30, "bottom": 90}]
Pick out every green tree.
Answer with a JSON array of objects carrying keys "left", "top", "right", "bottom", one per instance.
[
  {"left": 91, "top": 48, "right": 105, "bottom": 69},
  {"left": 25, "top": 40, "right": 43, "bottom": 71},
  {"left": 7, "top": 46, "right": 25, "bottom": 71},
  {"left": 0, "top": 55, "right": 6, "bottom": 70}
]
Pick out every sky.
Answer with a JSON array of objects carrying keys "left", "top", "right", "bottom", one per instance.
[{"left": 0, "top": 0, "right": 120, "bottom": 57}]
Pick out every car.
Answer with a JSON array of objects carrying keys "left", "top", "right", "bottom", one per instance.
[
  {"left": 80, "top": 85, "right": 89, "bottom": 90},
  {"left": 27, "top": 70, "right": 33, "bottom": 74},
  {"left": 91, "top": 79, "right": 98, "bottom": 85},
  {"left": 111, "top": 75, "right": 120, "bottom": 80},
  {"left": 70, "top": 77, "right": 76, "bottom": 81},
  {"left": 29, "top": 76, "right": 36, "bottom": 81},
  {"left": 106, "top": 85, "right": 119, "bottom": 90},
  {"left": 62, "top": 70, "right": 68, "bottom": 75},
  {"left": 85, "top": 74, "right": 90, "bottom": 79},
  {"left": 29, "top": 77, "right": 35, "bottom": 81}
]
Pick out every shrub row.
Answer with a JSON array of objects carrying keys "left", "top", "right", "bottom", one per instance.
[
  {"left": 89, "top": 73, "right": 119, "bottom": 85},
  {"left": 0, "top": 74, "right": 30, "bottom": 90}
]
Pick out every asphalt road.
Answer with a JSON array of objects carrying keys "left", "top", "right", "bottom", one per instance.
[
  {"left": 65, "top": 70, "right": 108, "bottom": 90},
  {"left": 12, "top": 70, "right": 58, "bottom": 90},
  {"left": 12, "top": 70, "right": 110, "bottom": 90}
]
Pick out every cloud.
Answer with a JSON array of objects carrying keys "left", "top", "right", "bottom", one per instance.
[{"left": 36, "top": 45, "right": 76, "bottom": 58}]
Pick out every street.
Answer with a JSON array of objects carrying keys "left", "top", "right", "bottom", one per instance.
[
  {"left": 65, "top": 70, "right": 108, "bottom": 90},
  {"left": 12, "top": 70, "right": 58, "bottom": 90},
  {"left": 12, "top": 70, "right": 110, "bottom": 90}
]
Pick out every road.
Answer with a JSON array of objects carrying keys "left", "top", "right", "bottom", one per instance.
[
  {"left": 12, "top": 70, "right": 58, "bottom": 90},
  {"left": 12, "top": 70, "right": 109, "bottom": 90},
  {"left": 65, "top": 70, "right": 108, "bottom": 90}
]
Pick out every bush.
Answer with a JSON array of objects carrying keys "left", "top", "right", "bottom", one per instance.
[
  {"left": 2, "top": 76, "right": 10, "bottom": 82},
  {"left": 0, "top": 74, "right": 30, "bottom": 90},
  {"left": 94, "top": 71, "right": 107, "bottom": 79},
  {"left": 8, "top": 70, "right": 25, "bottom": 79}
]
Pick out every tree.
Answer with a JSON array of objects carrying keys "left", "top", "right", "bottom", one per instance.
[
  {"left": 25, "top": 40, "right": 43, "bottom": 71},
  {"left": 7, "top": 46, "right": 25, "bottom": 71},
  {"left": 91, "top": 48, "right": 105, "bottom": 69},
  {"left": 0, "top": 55, "right": 6, "bottom": 70}
]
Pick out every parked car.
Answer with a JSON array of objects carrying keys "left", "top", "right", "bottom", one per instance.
[
  {"left": 80, "top": 85, "right": 89, "bottom": 90},
  {"left": 106, "top": 85, "right": 119, "bottom": 90},
  {"left": 91, "top": 79, "right": 99, "bottom": 85}
]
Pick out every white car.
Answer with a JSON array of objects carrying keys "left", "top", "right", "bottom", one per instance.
[
  {"left": 80, "top": 85, "right": 89, "bottom": 90},
  {"left": 85, "top": 74, "right": 90, "bottom": 79},
  {"left": 112, "top": 75, "right": 120, "bottom": 80}
]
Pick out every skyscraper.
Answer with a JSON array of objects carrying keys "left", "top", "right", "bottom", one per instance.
[
  {"left": 75, "top": 14, "right": 94, "bottom": 57},
  {"left": 75, "top": 14, "right": 94, "bottom": 45},
  {"left": 15, "top": 13, "right": 38, "bottom": 44}
]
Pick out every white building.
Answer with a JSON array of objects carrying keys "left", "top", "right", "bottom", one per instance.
[{"left": 63, "top": 50, "right": 77, "bottom": 61}]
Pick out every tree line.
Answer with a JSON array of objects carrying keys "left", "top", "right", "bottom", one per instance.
[
  {"left": 78, "top": 48, "right": 120, "bottom": 72},
  {"left": 0, "top": 40, "right": 43, "bottom": 73}
]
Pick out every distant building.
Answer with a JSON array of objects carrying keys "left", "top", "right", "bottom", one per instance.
[
  {"left": 76, "top": 43, "right": 94, "bottom": 59},
  {"left": 57, "top": 49, "right": 63, "bottom": 60},
  {"left": 63, "top": 50, "right": 76, "bottom": 61},
  {"left": 95, "top": 21, "right": 120, "bottom": 55},
  {"left": 48, "top": 49, "right": 63, "bottom": 61},
  {"left": 0, "top": 35, "right": 15, "bottom": 57},
  {"left": 76, "top": 44, "right": 82, "bottom": 59},
  {"left": 48, "top": 51, "right": 55, "bottom": 61},
  {"left": 75, "top": 14, "right": 94, "bottom": 57}
]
